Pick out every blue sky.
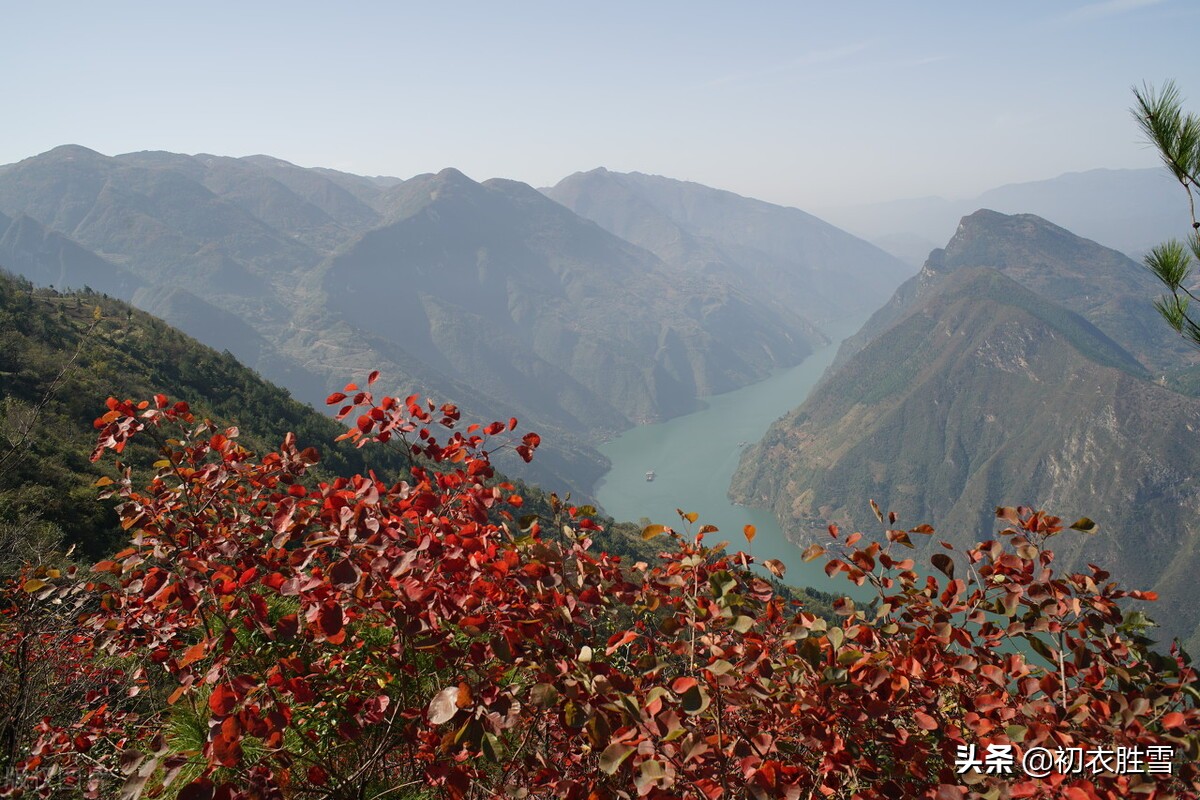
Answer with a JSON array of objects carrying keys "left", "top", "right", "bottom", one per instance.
[{"left": 4, "top": 1, "right": 1198, "bottom": 207}]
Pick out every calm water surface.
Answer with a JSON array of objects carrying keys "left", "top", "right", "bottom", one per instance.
[{"left": 596, "top": 316, "right": 869, "bottom": 594}]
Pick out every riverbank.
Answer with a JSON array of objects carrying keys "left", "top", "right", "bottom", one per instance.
[{"left": 595, "top": 316, "right": 870, "bottom": 595}]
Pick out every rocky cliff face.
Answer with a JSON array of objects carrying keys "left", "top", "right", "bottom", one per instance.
[
  {"left": 731, "top": 266, "right": 1200, "bottom": 647},
  {"left": 829, "top": 209, "right": 1195, "bottom": 377}
]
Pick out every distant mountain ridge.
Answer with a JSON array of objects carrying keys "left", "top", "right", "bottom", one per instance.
[
  {"left": 544, "top": 168, "right": 912, "bottom": 326},
  {"left": 0, "top": 146, "right": 899, "bottom": 497},
  {"left": 819, "top": 167, "right": 1190, "bottom": 263}
]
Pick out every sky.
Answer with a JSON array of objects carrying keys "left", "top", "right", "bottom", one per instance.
[{"left": 4, "top": 1, "right": 1199, "bottom": 208}]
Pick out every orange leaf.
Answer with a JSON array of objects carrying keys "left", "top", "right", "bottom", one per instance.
[
  {"left": 178, "top": 640, "right": 207, "bottom": 668},
  {"left": 743, "top": 524, "right": 756, "bottom": 543},
  {"left": 1163, "top": 711, "right": 1186, "bottom": 729}
]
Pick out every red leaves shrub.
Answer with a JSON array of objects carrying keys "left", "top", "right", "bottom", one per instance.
[{"left": 2, "top": 375, "right": 1198, "bottom": 799}]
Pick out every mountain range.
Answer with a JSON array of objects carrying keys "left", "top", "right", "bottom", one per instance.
[
  {"left": 731, "top": 210, "right": 1200, "bottom": 647},
  {"left": 543, "top": 168, "right": 907, "bottom": 326},
  {"left": 0, "top": 146, "right": 911, "bottom": 496}
]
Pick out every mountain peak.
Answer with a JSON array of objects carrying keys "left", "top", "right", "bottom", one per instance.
[
  {"left": 37, "top": 144, "right": 107, "bottom": 163},
  {"left": 434, "top": 166, "right": 473, "bottom": 183}
]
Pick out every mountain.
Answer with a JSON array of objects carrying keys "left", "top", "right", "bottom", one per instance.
[
  {"left": 0, "top": 147, "right": 843, "bottom": 497},
  {"left": 0, "top": 270, "right": 664, "bottom": 570},
  {"left": 543, "top": 169, "right": 912, "bottom": 326},
  {"left": 818, "top": 168, "right": 1189, "bottom": 262},
  {"left": 730, "top": 265, "right": 1200, "bottom": 647},
  {"left": 320, "top": 168, "right": 822, "bottom": 429},
  {"left": 832, "top": 209, "right": 1197, "bottom": 377},
  {"left": 0, "top": 210, "right": 144, "bottom": 298},
  {"left": 0, "top": 270, "right": 416, "bottom": 559}
]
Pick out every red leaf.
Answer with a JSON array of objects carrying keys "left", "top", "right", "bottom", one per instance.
[
  {"left": 177, "top": 779, "right": 215, "bottom": 800},
  {"left": 318, "top": 604, "right": 344, "bottom": 639},
  {"left": 212, "top": 726, "right": 242, "bottom": 768},
  {"left": 275, "top": 614, "right": 299, "bottom": 640},
  {"left": 508, "top": 417, "right": 518, "bottom": 431},
  {"left": 326, "top": 392, "right": 347, "bottom": 405},
  {"left": 367, "top": 370, "right": 380, "bottom": 385},
  {"left": 356, "top": 414, "right": 373, "bottom": 433},
  {"left": 208, "top": 684, "right": 238, "bottom": 717},
  {"left": 330, "top": 559, "right": 361, "bottom": 589}
]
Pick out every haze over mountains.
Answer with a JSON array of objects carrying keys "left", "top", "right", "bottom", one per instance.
[
  {"left": 544, "top": 168, "right": 908, "bottom": 326},
  {"left": 731, "top": 210, "right": 1200, "bottom": 647},
  {"left": 819, "top": 168, "right": 1191, "bottom": 266},
  {"left": 0, "top": 145, "right": 907, "bottom": 494},
  {"left": 3, "top": 142, "right": 1199, "bottom": 648}
]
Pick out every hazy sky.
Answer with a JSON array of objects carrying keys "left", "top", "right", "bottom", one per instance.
[{"left": 4, "top": 1, "right": 1198, "bottom": 208}]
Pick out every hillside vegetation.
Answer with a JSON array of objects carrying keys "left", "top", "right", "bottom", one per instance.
[
  {"left": 0, "top": 270, "right": 660, "bottom": 566},
  {"left": 732, "top": 213, "right": 1200, "bottom": 648}
]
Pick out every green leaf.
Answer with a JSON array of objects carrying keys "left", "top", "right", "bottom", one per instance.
[
  {"left": 705, "top": 659, "right": 735, "bottom": 676},
  {"left": 680, "top": 683, "right": 710, "bottom": 715},
  {"left": 1024, "top": 635, "right": 1057, "bottom": 663},
  {"left": 564, "top": 701, "right": 587, "bottom": 728},
  {"left": 598, "top": 742, "right": 635, "bottom": 775},
  {"left": 1069, "top": 517, "right": 1098, "bottom": 534},
  {"left": 837, "top": 648, "right": 865, "bottom": 666},
  {"left": 640, "top": 759, "right": 666, "bottom": 781},
  {"left": 529, "top": 683, "right": 558, "bottom": 707},
  {"left": 827, "top": 626, "right": 844, "bottom": 650}
]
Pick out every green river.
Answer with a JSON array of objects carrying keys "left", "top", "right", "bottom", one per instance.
[{"left": 595, "top": 316, "right": 870, "bottom": 595}]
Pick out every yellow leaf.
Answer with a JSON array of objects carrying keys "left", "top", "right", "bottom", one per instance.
[
  {"left": 679, "top": 510, "right": 698, "bottom": 524},
  {"left": 641, "top": 524, "right": 667, "bottom": 540},
  {"left": 153, "top": 459, "right": 171, "bottom": 469},
  {"left": 93, "top": 476, "right": 114, "bottom": 487},
  {"left": 22, "top": 579, "right": 50, "bottom": 593}
]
